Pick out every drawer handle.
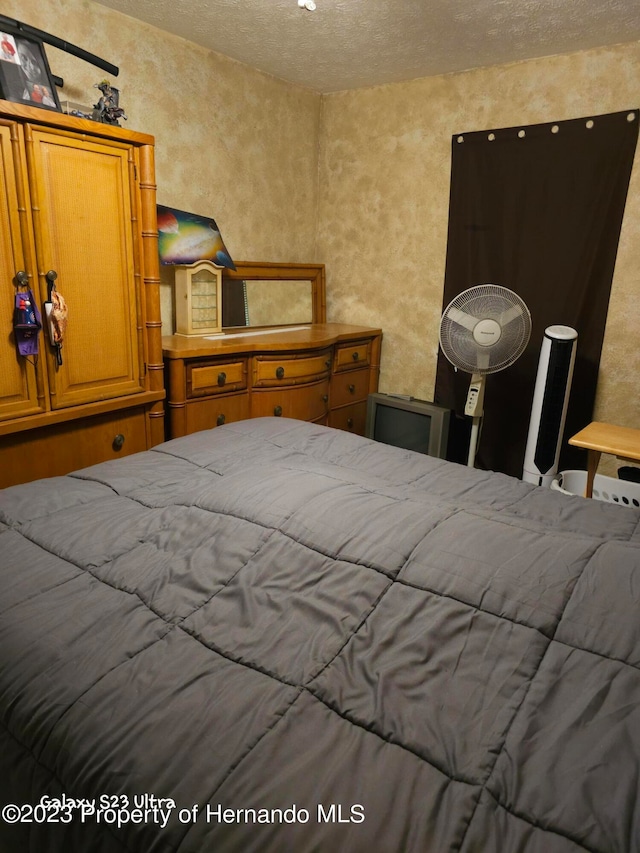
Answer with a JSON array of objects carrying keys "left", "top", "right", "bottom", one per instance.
[
  {"left": 112, "top": 433, "right": 125, "bottom": 451},
  {"left": 275, "top": 366, "right": 285, "bottom": 380},
  {"left": 217, "top": 371, "right": 227, "bottom": 386},
  {"left": 325, "top": 358, "right": 331, "bottom": 368},
  {"left": 216, "top": 414, "right": 226, "bottom": 426},
  {"left": 352, "top": 351, "right": 360, "bottom": 362},
  {"left": 347, "top": 418, "right": 354, "bottom": 429},
  {"left": 274, "top": 405, "right": 283, "bottom": 417},
  {"left": 348, "top": 384, "right": 355, "bottom": 394},
  {"left": 322, "top": 394, "right": 328, "bottom": 403}
]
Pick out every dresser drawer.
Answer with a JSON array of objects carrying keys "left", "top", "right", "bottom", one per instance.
[
  {"left": 328, "top": 402, "right": 367, "bottom": 435},
  {"left": 251, "top": 379, "right": 330, "bottom": 421},
  {"left": 185, "top": 393, "right": 250, "bottom": 433},
  {"left": 187, "top": 359, "right": 247, "bottom": 398},
  {"left": 331, "top": 367, "right": 371, "bottom": 408},
  {"left": 333, "top": 340, "right": 372, "bottom": 372},
  {"left": 253, "top": 350, "right": 331, "bottom": 387}
]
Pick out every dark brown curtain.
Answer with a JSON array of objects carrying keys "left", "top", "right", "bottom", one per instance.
[{"left": 435, "top": 110, "right": 638, "bottom": 477}]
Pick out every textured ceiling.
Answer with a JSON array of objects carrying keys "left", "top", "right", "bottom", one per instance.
[{"left": 93, "top": 0, "right": 640, "bottom": 93}]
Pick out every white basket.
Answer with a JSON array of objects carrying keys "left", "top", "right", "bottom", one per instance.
[{"left": 551, "top": 469, "right": 640, "bottom": 508}]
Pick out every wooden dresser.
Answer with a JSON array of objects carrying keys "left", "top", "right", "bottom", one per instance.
[
  {"left": 0, "top": 100, "right": 164, "bottom": 488},
  {"left": 162, "top": 323, "right": 382, "bottom": 438}
]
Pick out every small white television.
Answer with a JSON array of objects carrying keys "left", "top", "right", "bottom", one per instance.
[{"left": 365, "top": 393, "right": 450, "bottom": 459}]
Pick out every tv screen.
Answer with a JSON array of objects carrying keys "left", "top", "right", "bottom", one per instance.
[{"left": 365, "top": 393, "right": 450, "bottom": 459}]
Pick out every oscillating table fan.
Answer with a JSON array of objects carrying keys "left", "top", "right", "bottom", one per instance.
[{"left": 439, "top": 284, "right": 532, "bottom": 467}]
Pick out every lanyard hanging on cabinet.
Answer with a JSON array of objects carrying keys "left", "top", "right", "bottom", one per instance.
[
  {"left": 13, "top": 270, "right": 42, "bottom": 360},
  {"left": 44, "top": 270, "right": 68, "bottom": 367}
]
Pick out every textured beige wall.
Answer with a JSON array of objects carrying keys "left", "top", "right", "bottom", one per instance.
[
  {"left": 7, "top": 1, "right": 639, "bottom": 474},
  {"left": 317, "top": 44, "right": 640, "bottom": 474},
  {"left": 6, "top": 0, "right": 322, "bottom": 333}
]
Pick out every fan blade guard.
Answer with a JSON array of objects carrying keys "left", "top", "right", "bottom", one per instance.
[{"left": 439, "top": 284, "right": 531, "bottom": 375}]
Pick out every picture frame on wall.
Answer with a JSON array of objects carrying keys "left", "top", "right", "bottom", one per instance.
[{"left": 0, "top": 28, "right": 60, "bottom": 111}]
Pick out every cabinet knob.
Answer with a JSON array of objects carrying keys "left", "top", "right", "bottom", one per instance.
[
  {"left": 275, "top": 366, "right": 285, "bottom": 380},
  {"left": 15, "top": 270, "right": 29, "bottom": 287},
  {"left": 347, "top": 418, "right": 354, "bottom": 429},
  {"left": 274, "top": 405, "right": 283, "bottom": 417},
  {"left": 217, "top": 371, "right": 227, "bottom": 386},
  {"left": 348, "top": 384, "right": 355, "bottom": 394},
  {"left": 322, "top": 394, "right": 328, "bottom": 403},
  {"left": 112, "top": 433, "right": 125, "bottom": 451},
  {"left": 216, "top": 413, "right": 226, "bottom": 426},
  {"left": 325, "top": 359, "right": 331, "bottom": 368},
  {"left": 352, "top": 351, "right": 360, "bottom": 362}
]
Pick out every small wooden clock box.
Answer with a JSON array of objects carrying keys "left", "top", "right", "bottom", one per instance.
[{"left": 174, "top": 260, "right": 223, "bottom": 336}]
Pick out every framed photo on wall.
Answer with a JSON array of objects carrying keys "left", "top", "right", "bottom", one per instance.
[{"left": 0, "top": 28, "right": 60, "bottom": 111}]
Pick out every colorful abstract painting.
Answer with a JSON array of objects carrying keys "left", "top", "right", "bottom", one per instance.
[{"left": 157, "top": 205, "right": 235, "bottom": 269}]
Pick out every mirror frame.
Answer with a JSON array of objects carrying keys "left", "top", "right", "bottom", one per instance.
[{"left": 222, "top": 261, "right": 326, "bottom": 327}]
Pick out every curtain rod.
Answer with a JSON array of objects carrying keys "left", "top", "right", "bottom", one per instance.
[{"left": 453, "top": 109, "right": 638, "bottom": 144}]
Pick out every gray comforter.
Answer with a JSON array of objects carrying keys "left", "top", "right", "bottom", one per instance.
[{"left": 1, "top": 417, "right": 639, "bottom": 853}]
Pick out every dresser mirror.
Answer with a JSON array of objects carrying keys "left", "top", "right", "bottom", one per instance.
[{"left": 221, "top": 262, "right": 326, "bottom": 329}]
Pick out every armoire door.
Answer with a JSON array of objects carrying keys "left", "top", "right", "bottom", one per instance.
[
  {"left": 0, "top": 121, "right": 46, "bottom": 421},
  {"left": 25, "top": 125, "right": 144, "bottom": 409}
]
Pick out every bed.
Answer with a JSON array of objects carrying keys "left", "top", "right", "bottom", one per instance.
[{"left": 1, "top": 417, "right": 639, "bottom": 853}]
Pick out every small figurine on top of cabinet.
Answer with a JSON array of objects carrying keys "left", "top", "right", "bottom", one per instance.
[{"left": 92, "top": 79, "right": 127, "bottom": 125}]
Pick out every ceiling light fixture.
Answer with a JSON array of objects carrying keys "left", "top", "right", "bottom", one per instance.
[{"left": 298, "top": 0, "right": 316, "bottom": 10}]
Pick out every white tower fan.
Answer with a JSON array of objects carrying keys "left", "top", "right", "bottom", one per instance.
[
  {"left": 522, "top": 325, "right": 578, "bottom": 487},
  {"left": 439, "top": 285, "right": 532, "bottom": 468}
]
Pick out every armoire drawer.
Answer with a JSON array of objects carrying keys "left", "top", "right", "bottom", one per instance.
[
  {"left": 0, "top": 407, "right": 148, "bottom": 488},
  {"left": 252, "top": 350, "right": 331, "bottom": 387},
  {"left": 251, "top": 379, "right": 330, "bottom": 421},
  {"left": 331, "top": 368, "right": 371, "bottom": 408},
  {"left": 187, "top": 359, "right": 247, "bottom": 397}
]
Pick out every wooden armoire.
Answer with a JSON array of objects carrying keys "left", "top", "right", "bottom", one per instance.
[{"left": 0, "top": 101, "right": 164, "bottom": 488}]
